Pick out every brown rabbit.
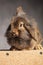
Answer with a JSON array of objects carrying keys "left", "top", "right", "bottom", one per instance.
[{"left": 5, "top": 6, "right": 43, "bottom": 50}]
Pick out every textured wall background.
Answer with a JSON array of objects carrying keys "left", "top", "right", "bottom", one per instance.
[{"left": 0, "top": 0, "right": 43, "bottom": 49}]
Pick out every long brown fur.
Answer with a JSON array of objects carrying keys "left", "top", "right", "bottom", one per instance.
[{"left": 5, "top": 6, "right": 43, "bottom": 50}]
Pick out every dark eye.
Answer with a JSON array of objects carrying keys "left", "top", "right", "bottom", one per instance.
[{"left": 20, "top": 24, "right": 23, "bottom": 27}]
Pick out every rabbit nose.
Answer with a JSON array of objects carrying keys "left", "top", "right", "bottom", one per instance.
[
  {"left": 12, "top": 29, "right": 19, "bottom": 36},
  {"left": 12, "top": 32, "right": 15, "bottom": 36}
]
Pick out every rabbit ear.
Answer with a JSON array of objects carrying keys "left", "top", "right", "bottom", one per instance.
[
  {"left": 29, "top": 18, "right": 42, "bottom": 43},
  {"left": 24, "top": 24, "right": 36, "bottom": 41},
  {"left": 29, "top": 25, "right": 42, "bottom": 44},
  {"left": 24, "top": 22, "right": 42, "bottom": 43}
]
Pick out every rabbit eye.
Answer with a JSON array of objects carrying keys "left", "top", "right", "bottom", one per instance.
[
  {"left": 20, "top": 24, "right": 23, "bottom": 27},
  {"left": 19, "top": 22, "right": 24, "bottom": 27}
]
